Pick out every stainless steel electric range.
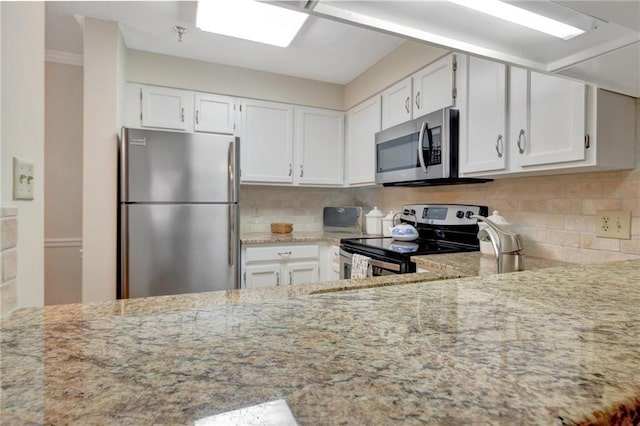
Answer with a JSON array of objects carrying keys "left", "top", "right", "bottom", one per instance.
[{"left": 340, "top": 204, "right": 489, "bottom": 278}]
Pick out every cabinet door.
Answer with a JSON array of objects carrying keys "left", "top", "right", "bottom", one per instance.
[
  {"left": 239, "top": 99, "right": 294, "bottom": 183},
  {"left": 508, "top": 66, "right": 529, "bottom": 170},
  {"left": 295, "top": 107, "right": 344, "bottom": 186},
  {"left": 141, "top": 86, "right": 190, "bottom": 131},
  {"left": 459, "top": 56, "right": 507, "bottom": 174},
  {"left": 381, "top": 77, "right": 412, "bottom": 130},
  {"left": 346, "top": 96, "right": 381, "bottom": 186},
  {"left": 286, "top": 261, "right": 319, "bottom": 285},
  {"left": 413, "top": 53, "right": 456, "bottom": 119},
  {"left": 244, "top": 263, "right": 281, "bottom": 289},
  {"left": 194, "top": 93, "right": 235, "bottom": 134},
  {"left": 520, "top": 72, "right": 587, "bottom": 167}
]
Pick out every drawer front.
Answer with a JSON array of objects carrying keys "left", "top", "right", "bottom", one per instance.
[{"left": 245, "top": 244, "right": 320, "bottom": 263}]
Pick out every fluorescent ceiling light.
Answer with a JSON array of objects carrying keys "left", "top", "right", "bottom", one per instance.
[
  {"left": 196, "top": 0, "right": 309, "bottom": 48},
  {"left": 448, "top": 0, "right": 585, "bottom": 40}
]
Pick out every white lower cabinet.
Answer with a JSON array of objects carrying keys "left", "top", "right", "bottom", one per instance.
[{"left": 243, "top": 243, "right": 320, "bottom": 289}]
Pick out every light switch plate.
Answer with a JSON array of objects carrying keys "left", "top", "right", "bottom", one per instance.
[
  {"left": 13, "top": 157, "right": 34, "bottom": 200},
  {"left": 596, "top": 210, "right": 631, "bottom": 239}
]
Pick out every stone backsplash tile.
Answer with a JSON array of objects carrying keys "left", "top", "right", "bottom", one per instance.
[
  {"left": 0, "top": 280, "right": 17, "bottom": 318},
  {"left": 2, "top": 249, "right": 17, "bottom": 282},
  {"left": 1, "top": 218, "right": 18, "bottom": 250}
]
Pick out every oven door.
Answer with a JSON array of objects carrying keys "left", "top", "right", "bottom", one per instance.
[
  {"left": 339, "top": 249, "right": 403, "bottom": 279},
  {"left": 375, "top": 109, "right": 448, "bottom": 185}
]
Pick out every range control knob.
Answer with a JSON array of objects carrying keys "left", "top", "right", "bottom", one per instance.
[
  {"left": 456, "top": 210, "right": 465, "bottom": 219},
  {"left": 465, "top": 211, "right": 474, "bottom": 219}
]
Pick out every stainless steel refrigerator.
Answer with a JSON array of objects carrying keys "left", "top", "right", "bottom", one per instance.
[{"left": 119, "top": 127, "right": 240, "bottom": 299}]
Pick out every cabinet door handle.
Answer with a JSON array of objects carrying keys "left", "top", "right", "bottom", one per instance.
[
  {"left": 277, "top": 251, "right": 292, "bottom": 257},
  {"left": 195, "top": 110, "right": 199, "bottom": 124},
  {"left": 289, "top": 271, "right": 293, "bottom": 285},
  {"left": 495, "top": 135, "right": 504, "bottom": 158},
  {"left": 300, "top": 164, "right": 304, "bottom": 178},
  {"left": 405, "top": 97, "right": 410, "bottom": 113},
  {"left": 275, "top": 271, "right": 280, "bottom": 286},
  {"left": 517, "top": 129, "right": 526, "bottom": 154},
  {"left": 288, "top": 163, "right": 292, "bottom": 177},
  {"left": 181, "top": 107, "right": 185, "bottom": 123},
  {"left": 415, "top": 92, "right": 421, "bottom": 109}
]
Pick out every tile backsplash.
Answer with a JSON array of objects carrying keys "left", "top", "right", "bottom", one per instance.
[
  {"left": 1, "top": 207, "right": 19, "bottom": 317},
  {"left": 240, "top": 186, "right": 358, "bottom": 233}
]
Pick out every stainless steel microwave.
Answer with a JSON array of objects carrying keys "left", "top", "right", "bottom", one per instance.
[{"left": 374, "top": 108, "right": 490, "bottom": 187}]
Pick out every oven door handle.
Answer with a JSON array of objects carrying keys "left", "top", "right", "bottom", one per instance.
[
  {"left": 369, "top": 258, "right": 401, "bottom": 272},
  {"left": 418, "top": 121, "right": 429, "bottom": 173},
  {"left": 340, "top": 249, "right": 401, "bottom": 273}
]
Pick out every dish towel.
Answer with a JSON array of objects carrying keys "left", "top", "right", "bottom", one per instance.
[{"left": 351, "top": 254, "right": 372, "bottom": 279}]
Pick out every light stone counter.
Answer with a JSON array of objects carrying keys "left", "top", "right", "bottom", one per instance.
[
  {"left": 413, "top": 252, "right": 572, "bottom": 276},
  {"left": 241, "top": 231, "right": 366, "bottom": 245},
  {"left": 2, "top": 261, "right": 640, "bottom": 425}
]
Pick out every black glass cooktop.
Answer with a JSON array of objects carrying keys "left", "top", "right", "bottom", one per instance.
[{"left": 341, "top": 237, "right": 478, "bottom": 259}]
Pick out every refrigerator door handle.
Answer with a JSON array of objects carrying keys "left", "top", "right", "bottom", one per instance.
[
  {"left": 228, "top": 205, "right": 234, "bottom": 267},
  {"left": 227, "top": 140, "right": 235, "bottom": 268}
]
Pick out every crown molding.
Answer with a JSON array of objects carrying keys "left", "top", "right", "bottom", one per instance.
[{"left": 45, "top": 50, "right": 83, "bottom": 66}]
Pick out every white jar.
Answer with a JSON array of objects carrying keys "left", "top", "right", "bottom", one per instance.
[
  {"left": 382, "top": 210, "right": 395, "bottom": 237},
  {"left": 365, "top": 206, "right": 385, "bottom": 235},
  {"left": 479, "top": 210, "right": 512, "bottom": 256}
]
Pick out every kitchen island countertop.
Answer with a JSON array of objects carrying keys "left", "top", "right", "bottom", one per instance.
[{"left": 2, "top": 260, "right": 640, "bottom": 424}]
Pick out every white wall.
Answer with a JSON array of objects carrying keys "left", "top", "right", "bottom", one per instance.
[
  {"left": 1, "top": 2, "right": 45, "bottom": 308},
  {"left": 44, "top": 62, "right": 83, "bottom": 305},
  {"left": 82, "top": 18, "right": 126, "bottom": 303},
  {"left": 126, "top": 49, "right": 345, "bottom": 110},
  {"left": 344, "top": 41, "right": 448, "bottom": 109}
]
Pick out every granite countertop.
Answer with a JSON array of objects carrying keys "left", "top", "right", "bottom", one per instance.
[
  {"left": 2, "top": 260, "right": 640, "bottom": 424},
  {"left": 241, "top": 231, "right": 365, "bottom": 245},
  {"left": 413, "top": 252, "right": 572, "bottom": 276}
]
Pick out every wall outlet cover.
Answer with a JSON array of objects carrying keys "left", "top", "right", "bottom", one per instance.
[
  {"left": 13, "top": 157, "right": 35, "bottom": 201},
  {"left": 596, "top": 210, "right": 631, "bottom": 240}
]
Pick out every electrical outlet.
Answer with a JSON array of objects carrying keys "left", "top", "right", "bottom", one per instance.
[
  {"left": 13, "top": 157, "right": 34, "bottom": 201},
  {"left": 596, "top": 210, "right": 631, "bottom": 239}
]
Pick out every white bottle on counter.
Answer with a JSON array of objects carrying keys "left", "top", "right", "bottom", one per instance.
[
  {"left": 382, "top": 210, "right": 395, "bottom": 237},
  {"left": 365, "top": 206, "right": 385, "bottom": 235},
  {"left": 479, "top": 210, "right": 512, "bottom": 256}
]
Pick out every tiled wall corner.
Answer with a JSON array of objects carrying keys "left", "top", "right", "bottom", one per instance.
[{"left": 1, "top": 207, "right": 19, "bottom": 318}]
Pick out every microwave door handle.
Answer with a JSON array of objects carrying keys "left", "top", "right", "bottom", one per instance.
[{"left": 417, "top": 121, "right": 429, "bottom": 172}]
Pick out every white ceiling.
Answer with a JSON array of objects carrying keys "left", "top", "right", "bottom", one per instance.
[
  {"left": 45, "top": 1, "right": 406, "bottom": 85},
  {"left": 45, "top": 1, "right": 640, "bottom": 96},
  {"left": 301, "top": 0, "right": 640, "bottom": 96}
]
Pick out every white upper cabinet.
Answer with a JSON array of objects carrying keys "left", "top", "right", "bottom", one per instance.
[
  {"left": 346, "top": 96, "right": 381, "bottom": 186},
  {"left": 460, "top": 61, "right": 635, "bottom": 178},
  {"left": 520, "top": 72, "right": 587, "bottom": 167},
  {"left": 458, "top": 55, "right": 508, "bottom": 174},
  {"left": 193, "top": 93, "right": 235, "bottom": 134},
  {"left": 295, "top": 107, "right": 344, "bottom": 186},
  {"left": 141, "top": 86, "right": 191, "bottom": 131},
  {"left": 239, "top": 99, "right": 294, "bottom": 184},
  {"left": 381, "top": 77, "right": 412, "bottom": 130},
  {"left": 412, "top": 53, "right": 456, "bottom": 119}
]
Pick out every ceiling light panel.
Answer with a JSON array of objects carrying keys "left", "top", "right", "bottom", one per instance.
[
  {"left": 448, "top": 0, "right": 585, "bottom": 40},
  {"left": 196, "top": 0, "right": 309, "bottom": 48}
]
